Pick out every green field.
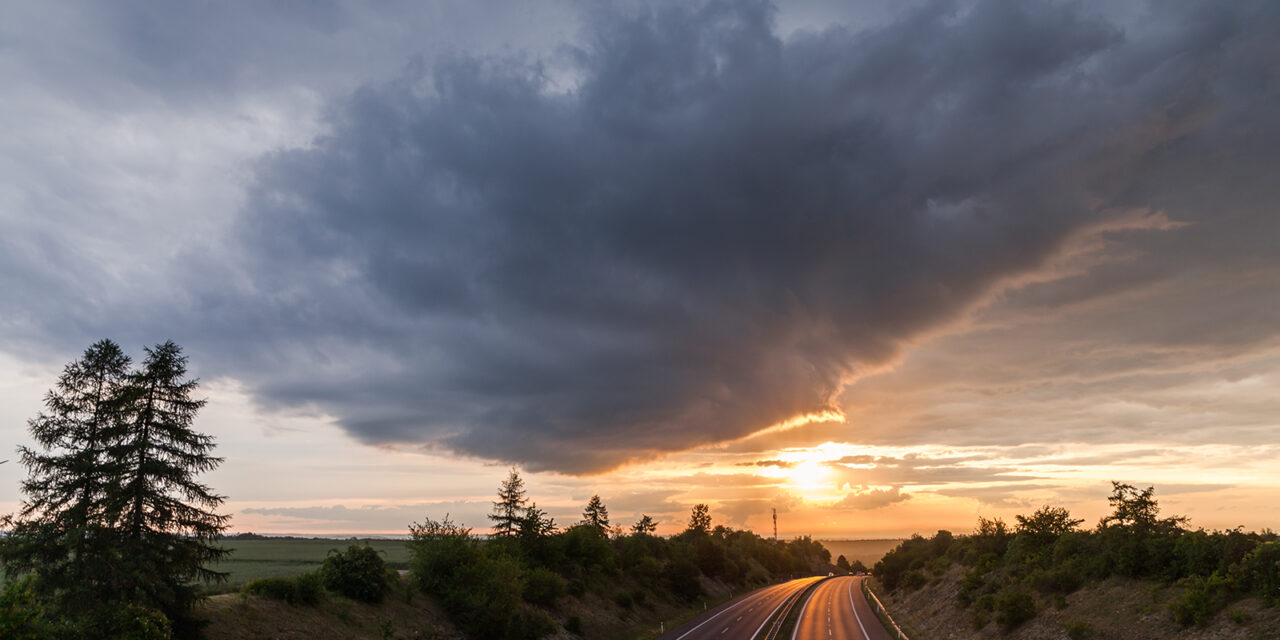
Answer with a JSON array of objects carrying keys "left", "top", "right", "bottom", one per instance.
[
  {"left": 211, "top": 537, "right": 411, "bottom": 588},
  {"left": 819, "top": 538, "right": 902, "bottom": 569}
]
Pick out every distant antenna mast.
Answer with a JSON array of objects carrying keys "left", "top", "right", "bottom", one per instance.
[{"left": 772, "top": 508, "right": 778, "bottom": 540}]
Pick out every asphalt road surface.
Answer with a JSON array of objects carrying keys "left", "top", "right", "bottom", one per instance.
[
  {"left": 790, "top": 576, "right": 893, "bottom": 640},
  {"left": 659, "top": 576, "right": 823, "bottom": 640}
]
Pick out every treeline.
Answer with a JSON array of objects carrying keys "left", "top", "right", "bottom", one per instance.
[
  {"left": 873, "top": 482, "right": 1280, "bottom": 631},
  {"left": 405, "top": 469, "right": 831, "bottom": 639}
]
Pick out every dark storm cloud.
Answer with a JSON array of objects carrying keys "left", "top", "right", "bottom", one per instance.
[{"left": 214, "top": 0, "right": 1279, "bottom": 473}]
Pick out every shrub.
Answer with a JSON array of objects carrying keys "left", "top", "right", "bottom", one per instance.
[
  {"left": 244, "top": 573, "right": 323, "bottom": 605},
  {"left": 1169, "top": 572, "right": 1232, "bottom": 627},
  {"left": 1063, "top": 620, "right": 1091, "bottom": 639},
  {"left": 1239, "top": 541, "right": 1280, "bottom": 603},
  {"left": 522, "top": 567, "right": 566, "bottom": 607},
  {"left": 664, "top": 558, "right": 703, "bottom": 602},
  {"left": 614, "top": 591, "right": 634, "bottom": 609},
  {"left": 506, "top": 606, "right": 556, "bottom": 640},
  {"left": 994, "top": 589, "right": 1036, "bottom": 632},
  {"left": 564, "top": 615, "right": 583, "bottom": 635},
  {"left": 80, "top": 605, "right": 172, "bottom": 640},
  {"left": 1029, "top": 566, "right": 1083, "bottom": 595},
  {"left": 321, "top": 544, "right": 392, "bottom": 603},
  {"left": 293, "top": 572, "right": 325, "bottom": 605},
  {"left": 901, "top": 570, "right": 926, "bottom": 591},
  {"left": 0, "top": 578, "right": 50, "bottom": 640}
]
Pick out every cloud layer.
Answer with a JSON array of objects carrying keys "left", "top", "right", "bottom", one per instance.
[{"left": 3, "top": 0, "right": 1278, "bottom": 475}]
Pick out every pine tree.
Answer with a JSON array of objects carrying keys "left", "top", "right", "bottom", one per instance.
[
  {"left": 489, "top": 468, "right": 527, "bottom": 537},
  {"left": 1, "top": 339, "right": 131, "bottom": 610},
  {"left": 0, "top": 339, "right": 229, "bottom": 632},
  {"left": 110, "top": 341, "right": 229, "bottom": 615},
  {"left": 582, "top": 494, "right": 610, "bottom": 531},
  {"left": 632, "top": 514, "right": 658, "bottom": 535}
]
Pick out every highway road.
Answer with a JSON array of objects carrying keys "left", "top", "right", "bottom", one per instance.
[
  {"left": 790, "top": 576, "right": 893, "bottom": 640},
  {"left": 659, "top": 576, "right": 823, "bottom": 640}
]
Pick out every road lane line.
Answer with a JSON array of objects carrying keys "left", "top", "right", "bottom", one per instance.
[
  {"left": 846, "top": 578, "right": 872, "bottom": 640},
  {"left": 674, "top": 588, "right": 769, "bottom": 640},
  {"left": 789, "top": 579, "right": 821, "bottom": 640},
  {"left": 758, "top": 579, "right": 811, "bottom": 640}
]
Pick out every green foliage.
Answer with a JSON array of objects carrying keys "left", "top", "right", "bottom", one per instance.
[
  {"left": 506, "top": 606, "right": 556, "bottom": 640},
  {"left": 243, "top": 572, "right": 324, "bottom": 605},
  {"left": 836, "top": 554, "right": 851, "bottom": 572},
  {"left": 994, "top": 589, "right": 1036, "bottom": 632},
  {"left": 0, "top": 340, "right": 227, "bottom": 637},
  {"left": 320, "top": 544, "right": 391, "bottom": 603},
  {"left": 1238, "top": 541, "right": 1280, "bottom": 603},
  {"left": 901, "top": 570, "right": 926, "bottom": 590},
  {"left": 613, "top": 590, "right": 634, "bottom": 608},
  {"left": 1063, "top": 620, "right": 1092, "bottom": 639},
  {"left": 871, "top": 482, "right": 1277, "bottom": 632},
  {"left": 0, "top": 577, "right": 50, "bottom": 640},
  {"left": 564, "top": 615, "right": 583, "bottom": 635},
  {"left": 664, "top": 557, "right": 703, "bottom": 602},
  {"left": 1169, "top": 572, "right": 1233, "bottom": 627},
  {"left": 522, "top": 567, "right": 566, "bottom": 607}
]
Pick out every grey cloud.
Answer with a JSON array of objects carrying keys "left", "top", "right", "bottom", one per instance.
[
  {"left": 213, "top": 0, "right": 1279, "bottom": 473},
  {"left": 4, "top": 0, "right": 1278, "bottom": 474}
]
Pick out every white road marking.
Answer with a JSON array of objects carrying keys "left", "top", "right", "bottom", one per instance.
[
  {"left": 847, "top": 578, "right": 873, "bottom": 640},
  {"left": 673, "top": 587, "right": 763, "bottom": 640},
  {"left": 789, "top": 578, "right": 822, "bottom": 640}
]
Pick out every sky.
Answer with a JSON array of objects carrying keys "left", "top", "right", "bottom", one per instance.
[{"left": 1, "top": 0, "right": 1278, "bottom": 539}]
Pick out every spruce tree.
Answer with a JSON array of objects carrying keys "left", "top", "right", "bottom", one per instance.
[
  {"left": 582, "top": 494, "right": 610, "bottom": 531},
  {"left": 1, "top": 339, "right": 131, "bottom": 610},
  {"left": 489, "top": 468, "right": 527, "bottom": 537},
  {"left": 110, "top": 341, "right": 229, "bottom": 617},
  {"left": 1, "top": 339, "right": 229, "bottom": 633}
]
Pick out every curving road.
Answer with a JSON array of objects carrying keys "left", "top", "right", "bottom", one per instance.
[
  {"left": 790, "top": 576, "right": 893, "bottom": 640},
  {"left": 659, "top": 576, "right": 823, "bottom": 640}
]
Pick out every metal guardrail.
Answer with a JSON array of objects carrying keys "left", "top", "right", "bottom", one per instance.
[
  {"left": 760, "top": 578, "right": 826, "bottom": 640},
  {"left": 862, "top": 578, "right": 910, "bottom": 640},
  {"left": 760, "top": 585, "right": 806, "bottom": 640}
]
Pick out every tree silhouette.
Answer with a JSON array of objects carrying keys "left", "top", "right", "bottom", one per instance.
[
  {"left": 836, "top": 554, "right": 851, "bottom": 572},
  {"left": 582, "top": 494, "right": 610, "bottom": 531},
  {"left": 632, "top": 514, "right": 658, "bottom": 535},
  {"left": 1, "top": 339, "right": 228, "bottom": 633},
  {"left": 2, "top": 339, "right": 131, "bottom": 612},
  {"left": 110, "top": 341, "right": 229, "bottom": 613},
  {"left": 489, "top": 468, "right": 527, "bottom": 537},
  {"left": 687, "top": 503, "right": 711, "bottom": 534}
]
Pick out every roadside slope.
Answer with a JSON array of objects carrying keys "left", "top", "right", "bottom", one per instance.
[{"left": 870, "top": 568, "right": 1280, "bottom": 640}]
